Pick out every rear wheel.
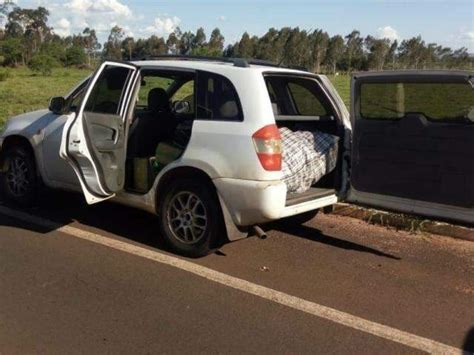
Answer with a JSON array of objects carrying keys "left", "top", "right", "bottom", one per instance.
[
  {"left": 158, "top": 178, "right": 222, "bottom": 257},
  {"left": 0, "top": 146, "right": 39, "bottom": 207}
]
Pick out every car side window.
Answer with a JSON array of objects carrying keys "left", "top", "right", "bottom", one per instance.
[
  {"left": 62, "top": 78, "right": 90, "bottom": 113},
  {"left": 85, "top": 66, "right": 133, "bottom": 115},
  {"left": 133, "top": 70, "right": 195, "bottom": 119},
  {"left": 197, "top": 72, "right": 243, "bottom": 121},
  {"left": 287, "top": 81, "right": 329, "bottom": 116},
  {"left": 360, "top": 81, "right": 474, "bottom": 123},
  {"left": 69, "top": 86, "right": 87, "bottom": 112},
  {"left": 171, "top": 80, "right": 195, "bottom": 115},
  {"left": 137, "top": 76, "right": 174, "bottom": 107},
  {"left": 264, "top": 76, "right": 333, "bottom": 117}
]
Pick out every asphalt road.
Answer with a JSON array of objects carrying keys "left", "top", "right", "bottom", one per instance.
[{"left": 1, "top": 190, "right": 473, "bottom": 354}]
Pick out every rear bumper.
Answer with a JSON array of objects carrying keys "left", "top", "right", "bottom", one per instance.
[{"left": 213, "top": 178, "right": 338, "bottom": 226}]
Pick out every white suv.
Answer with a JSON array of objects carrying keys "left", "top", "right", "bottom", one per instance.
[{"left": 0, "top": 57, "right": 472, "bottom": 256}]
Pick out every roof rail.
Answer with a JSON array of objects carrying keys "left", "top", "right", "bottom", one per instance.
[
  {"left": 136, "top": 55, "right": 308, "bottom": 71},
  {"left": 138, "top": 55, "right": 248, "bottom": 67}
]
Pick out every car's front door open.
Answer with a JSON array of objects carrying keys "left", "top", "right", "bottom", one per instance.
[
  {"left": 349, "top": 71, "right": 474, "bottom": 215},
  {"left": 60, "top": 61, "right": 139, "bottom": 204}
]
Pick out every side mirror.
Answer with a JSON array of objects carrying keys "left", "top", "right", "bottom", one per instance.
[
  {"left": 49, "top": 96, "right": 66, "bottom": 115},
  {"left": 172, "top": 100, "right": 191, "bottom": 114}
]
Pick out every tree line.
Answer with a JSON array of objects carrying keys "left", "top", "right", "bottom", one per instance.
[{"left": 0, "top": 4, "right": 472, "bottom": 75}]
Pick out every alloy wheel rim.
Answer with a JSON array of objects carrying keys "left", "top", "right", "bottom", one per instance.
[
  {"left": 167, "top": 191, "right": 208, "bottom": 244},
  {"left": 6, "top": 156, "right": 30, "bottom": 197}
]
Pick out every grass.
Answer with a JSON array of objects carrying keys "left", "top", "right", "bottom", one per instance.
[
  {"left": 361, "top": 83, "right": 473, "bottom": 121},
  {"left": 328, "top": 75, "right": 351, "bottom": 108},
  {"left": 0, "top": 68, "right": 353, "bottom": 130},
  {"left": 2, "top": 68, "right": 471, "bottom": 130},
  {"left": 0, "top": 68, "right": 92, "bottom": 129}
]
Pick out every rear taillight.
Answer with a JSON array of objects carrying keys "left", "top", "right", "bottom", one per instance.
[{"left": 252, "top": 124, "right": 282, "bottom": 171}]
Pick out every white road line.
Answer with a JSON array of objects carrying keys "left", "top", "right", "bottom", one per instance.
[{"left": 0, "top": 206, "right": 467, "bottom": 355}]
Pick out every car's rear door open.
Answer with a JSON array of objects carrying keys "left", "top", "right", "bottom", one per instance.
[
  {"left": 349, "top": 71, "right": 474, "bottom": 224},
  {"left": 60, "top": 61, "right": 139, "bottom": 204}
]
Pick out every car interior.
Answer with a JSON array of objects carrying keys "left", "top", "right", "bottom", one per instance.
[
  {"left": 125, "top": 70, "right": 195, "bottom": 194},
  {"left": 265, "top": 75, "right": 345, "bottom": 204}
]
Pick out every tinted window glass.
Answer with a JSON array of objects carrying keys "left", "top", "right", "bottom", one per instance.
[
  {"left": 70, "top": 88, "right": 86, "bottom": 111},
  {"left": 134, "top": 71, "right": 195, "bottom": 118},
  {"left": 85, "top": 66, "right": 132, "bottom": 115},
  {"left": 266, "top": 80, "right": 282, "bottom": 115},
  {"left": 197, "top": 72, "right": 242, "bottom": 121},
  {"left": 287, "top": 81, "right": 328, "bottom": 116},
  {"left": 66, "top": 79, "right": 89, "bottom": 112},
  {"left": 172, "top": 80, "right": 195, "bottom": 115},
  {"left": 360, "top": 82, "right": 474, "bottom": 122},
  {"left": 137, "top": 76, "right": 174, "bottom": 107},
  {"left": 264, "top": 76, "right": 331, "bottom": 117}
]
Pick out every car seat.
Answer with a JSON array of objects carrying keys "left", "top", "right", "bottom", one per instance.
[{"left": 129, "top": 88, "right": 176, "bottom": 157}]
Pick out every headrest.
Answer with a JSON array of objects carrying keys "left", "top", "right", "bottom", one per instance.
[
  {"left": 148, "top": 88, "right": 170, "bottom": 113},
  {"left": 219, "top": 100, "right": 239, "bottom": 118}
]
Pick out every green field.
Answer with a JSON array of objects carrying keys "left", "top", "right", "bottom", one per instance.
[
  {"left": 327, "top": 74, "right": 350, "bottom": 108},
  {"left": 0, "top": 68, "right": 351, "bottom": 129},
  {"left": 0, "top": 68, "right": 92, "bottom": 128}
]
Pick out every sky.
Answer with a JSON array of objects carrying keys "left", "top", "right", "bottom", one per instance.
[{"left": 7, "top": 0, "right": 474, "bottom": 51}]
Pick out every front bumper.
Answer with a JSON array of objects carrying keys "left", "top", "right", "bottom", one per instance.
[{"left": 214, "top": 178, "right": 338, "bottom": 226}]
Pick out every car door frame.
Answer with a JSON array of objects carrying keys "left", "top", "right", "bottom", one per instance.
[
  {"left": 60, "top": 60, "right": 140, "bottom": 204},
  {"left": 347, "top": 70, "right": 474, "bottom": 225}
]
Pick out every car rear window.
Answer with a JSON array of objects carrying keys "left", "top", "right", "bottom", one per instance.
[{"left": 360, "top": 82, "right": 474, "bottom": 123}]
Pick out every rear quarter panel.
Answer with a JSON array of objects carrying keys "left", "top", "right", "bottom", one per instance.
[{"left": 180, "top": 70, "right": 282, "bottom": 181}]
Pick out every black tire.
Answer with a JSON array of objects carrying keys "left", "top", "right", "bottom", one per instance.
[
  {"left": 0, "top": 145, "right": 39, "bottom": 207},
  {"left": 158, "top": 178, "right": 222, "bottom": 257},
  {"left": 282, "top": 209, "right": 319, "bottom": 226}
]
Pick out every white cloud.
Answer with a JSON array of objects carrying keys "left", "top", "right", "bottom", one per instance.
[
  {"left": 377, "top": 26, "right": 399, "bottom": 42},
  {"left": 54, "top": 17, "right": 71, "bottom": 37},
  {"left": 143, "top": 15, "right": 181, "bottom": 36},
  {"left": 445, "top": 28, "right": 474, "bottom": 52},
  {"left": 458, "top": 30, "right": 474, "bottom": 52},
  {"left": 65, "top": 0, "right": 132, "bottom": 17},
  {"left": 0, "top": 16, "right": 6, "bottom": 30},
  {"left": 8, "top": 0, "right": 181, "bottom": 43},
  {"left": 217, "top": 15, "right": 226, "bottom": 22},
  {"left": 463, "top": 31, "right": 474, "bottom": 41},
  {"left": 37, "top": 0, "right": 135, "bottom": 40},
  {"left": 122, "top": 25, "right": 134, "bottom": 38}
]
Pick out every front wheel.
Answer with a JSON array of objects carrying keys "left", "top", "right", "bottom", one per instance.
[
  {"left": 158, "top": 179, "right": 222, "bottom": 257},
  {"left": 0, "top": 146, "right": 39, "bottom": 207}
]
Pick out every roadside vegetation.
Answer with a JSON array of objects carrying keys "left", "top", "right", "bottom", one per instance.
[
  {"left": 0, "top": 68, "right": 90, "bottom": 127},
  {"left": 1, "top": 3, "right": 472, "bottom": 74},
  {"left": 1, "top": 2, "right": 471, "bottom": 127},
  {"left": 0, "top": 70, "right": 350, "bottom": 128}
]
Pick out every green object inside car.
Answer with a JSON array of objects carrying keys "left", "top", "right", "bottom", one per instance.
[{"left": 153, "top": 142, "right": 184, "bottom": 174}]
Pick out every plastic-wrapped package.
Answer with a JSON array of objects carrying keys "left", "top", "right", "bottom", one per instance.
[{"left": 280, "top": 127, "right": 339, "bottom": 194}]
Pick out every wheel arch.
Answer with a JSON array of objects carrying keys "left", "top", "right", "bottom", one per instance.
[
  {"left": 0, "top": 135, "right": 37, "bottom": 173},
  {"left": 154, "top": 166, "right": 248, "bottom": 242},
  {"left": 154, "top": 166, "right": 217, "bottom": 215}
]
